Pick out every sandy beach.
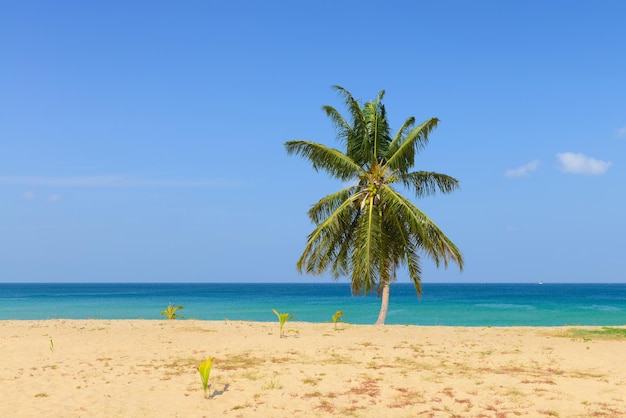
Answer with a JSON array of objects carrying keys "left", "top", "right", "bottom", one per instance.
[{"left": 1, "top": 320, "right": 624, "bottom": 417}]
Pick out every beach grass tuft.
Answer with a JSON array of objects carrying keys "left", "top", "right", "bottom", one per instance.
[
  {"left": 262, "top": 379, "right": 283, "bottom": 390},
  {"left": 220, "top": 352, "right": 265, "bottom": 370},
  {"left": 560, "top": 326, "right": 626, "bottom": 340}
]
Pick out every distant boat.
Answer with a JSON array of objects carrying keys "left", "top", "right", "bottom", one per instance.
[{"left": 538, "top": 281, "right": 544, "bottom": 285}]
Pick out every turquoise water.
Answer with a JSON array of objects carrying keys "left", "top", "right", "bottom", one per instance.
[{"left": 1, "top": 283, "right": 625, "bottom": 326}]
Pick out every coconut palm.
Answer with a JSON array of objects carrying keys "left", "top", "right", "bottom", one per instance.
[{"left": 285, "top": 86, "right": 463, "bottom": 325}]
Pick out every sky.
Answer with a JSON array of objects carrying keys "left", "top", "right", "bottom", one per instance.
[{"left": 1, "top": 1, "right": 625, "bottom": 284}]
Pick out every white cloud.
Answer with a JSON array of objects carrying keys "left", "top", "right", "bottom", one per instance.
[
  {"left": 0, "top": 176, "right": 244, "bottom": 188},
  {"left": 615, "top": 126, "right": 626, "bottom": 138},
  {"left": 505, "top": 160, "right": 540, "bottom": 178},
  {"left": 22, "top": 190, "right": 36, "bottom": 199},
  {"left": 48, "top": 194, "right": 62, "bottom": 203},
  {"left": 556, "top": 152, "right": 612, "bottom": 175}
]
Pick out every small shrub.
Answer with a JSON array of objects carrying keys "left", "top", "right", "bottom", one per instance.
[
  {"left": 198, "top": 358, "right": 214, "bottom": 398},
  {"left": 161, "top": 304, "right": 184, "bottom": 320},
  {"left": 272, "top": 309, "right": 295, "bottom": 338},
  {"left": 332, "top": 310, "right": 344, "bottom": 330}
]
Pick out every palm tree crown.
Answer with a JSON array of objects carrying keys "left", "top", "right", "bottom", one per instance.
[{"left": 285, "top": 86, "right": 463, "bottom": 324}]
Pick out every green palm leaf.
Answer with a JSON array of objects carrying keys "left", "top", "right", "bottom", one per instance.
[
  {"left": 386, "top": 118, "right": 439, "bottom": 173},
  {"left": 285, "top": 140, "right": 360, "bottom": 181},
  {"left": 399, "top": 171, "right": 460, "bottom": 198}
]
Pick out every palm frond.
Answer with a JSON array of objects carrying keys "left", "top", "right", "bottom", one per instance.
[
  {"left": 405, "top": 246, "right": 423, "bottom": 297},
  {"left": 382, "top": 186, "right": 463, "bottom": 270},
  {"left": 322, "top": 105, "right": 352, "bottom": 147},
  {"left": 399, "top": 171, "right": 461, "bottom": 198},
  {"left": 350, "top": 198, "right": 382, "bottom": 295},
  {"left": 308, "top": 187, "right": 357, "bottom": 224},
  {"left": 386, "top": 118, "right": 439, "bottom": 173},
  {"left": 362, "top": 97, "right": 391, "bottom": 163},
  {"left": 387, "top": 212, "right": 424, "bottom": 296},
  {"left": 296, "top": 195, "right": 359, "bottom": 275},
  {"left": 304, "top": 224, "right": 352, "bottom": 277},
  {"left": 386, "top": 116, "right": 415, "bottom": 158},
  {"left": 285, "top": 140, "right": 361, "bottom": 181},
  {"left": 331, "top": 85, "right": 366, "bottom": 137}
]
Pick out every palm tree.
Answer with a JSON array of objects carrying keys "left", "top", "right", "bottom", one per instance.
[{"left": 285, "top": 86, "right": 463, "bottom": 325}]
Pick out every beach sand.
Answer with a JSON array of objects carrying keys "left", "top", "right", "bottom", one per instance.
[{"left": 1, "top": 320, "right": 624, "bottom": 417}]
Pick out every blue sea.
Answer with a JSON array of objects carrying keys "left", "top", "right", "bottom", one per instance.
[{"left": 1, "top": 283, "right": 625, "bottom": 326}]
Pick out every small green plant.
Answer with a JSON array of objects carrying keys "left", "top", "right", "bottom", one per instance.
[
  {"left": 161, "top": 304, "right": 184, "bottom": 320},
  {"left": 561, "top": 326, "right": 626, "bottom": 340},
  {"left": 272, "top": 309, "right": 295, "bottom": 338},
  {"left": 198, "top": 358, "right": 214, "bottom": 398},
  {"left": 262, "top": 379, "right": 283, "bottom": 390},
  {"left": 49, "top": 337, "right": 54, "bottom": 352},
  {"left": 332, "top": 310, "right": 344, "bottom": 330}
]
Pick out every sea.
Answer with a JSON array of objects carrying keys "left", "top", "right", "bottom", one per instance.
[{"left": 1, "top": 282, "right": 625, "bottom": 326}]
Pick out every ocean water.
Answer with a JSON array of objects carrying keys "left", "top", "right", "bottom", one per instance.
[{"left": 1, "top": 283, "right": 625, "bottom": 326}]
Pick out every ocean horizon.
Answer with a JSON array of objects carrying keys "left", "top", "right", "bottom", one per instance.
[{"left": 1, "top": 282, "right": 625, "bottom": 326}]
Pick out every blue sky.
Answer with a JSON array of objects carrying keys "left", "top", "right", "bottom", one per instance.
[{"left": 1, "top": 1, "right": 625, "bottom": 284}]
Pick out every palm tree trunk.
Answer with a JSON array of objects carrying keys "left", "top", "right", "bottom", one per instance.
[{"left": 374, "top": 282, "right": 390, "bottom": 325}]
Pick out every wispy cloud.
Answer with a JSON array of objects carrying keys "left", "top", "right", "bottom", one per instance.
[
  {"left": 0, "top": 176, "right": 245, "bottom": 188},
  {"left": 505, "top": 160, "right": 540, "bottom": 178},
  {"left": 614, "top": 126, "right": 626, "bottom": 138},
  {"left": 556, "top": 152, "right": 612, "bottom": 175},
  {"left": 22, "top": 190, "right": 36, "bottom": 199},
  {"left": 48, "top": 194, "right": 62, "bottom": 203}
]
